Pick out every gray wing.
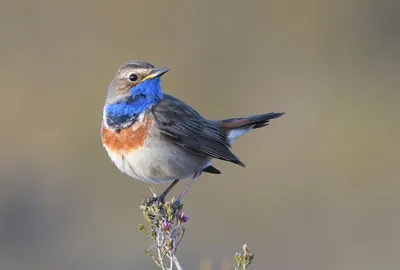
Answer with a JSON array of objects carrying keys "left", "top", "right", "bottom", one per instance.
[{"left": 151, "top": 94, "right": 245, "bottom": 167}]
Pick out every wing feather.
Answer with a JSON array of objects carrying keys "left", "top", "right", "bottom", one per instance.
[{"left": 151, "top": 95, "right": 245, "bottom": 166}]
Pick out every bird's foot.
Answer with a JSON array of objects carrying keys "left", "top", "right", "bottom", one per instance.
[
  {"left": 173, "top": 197, "right": 182, "bottom": 207},
  {"left": 143, "top": 194, "right": 166, "bottom": 207}
]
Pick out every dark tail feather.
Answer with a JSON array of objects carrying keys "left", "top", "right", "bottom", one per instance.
[
  {"left": 219, "top": 112, "right": 285, "bottom": 131},
  {"left": 213, "top": 112, "right": 284, "bottom": 170},
  {"left": 202, "top": 165, "right": 221, "bottom": 174}
]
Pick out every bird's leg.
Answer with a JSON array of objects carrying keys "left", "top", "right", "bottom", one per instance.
[
  {"left": 146, "top": 179, "right": 180, "bottom": 206},
  {"left": 176, "top": 171, "right": 202, "bottom": 202},
  {"left": 159, "top": 179, "right": 180, "bottom": 202}
]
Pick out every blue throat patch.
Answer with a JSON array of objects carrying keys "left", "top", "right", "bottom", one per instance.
[{"left": 105, "top": 78, "right": 163, "bottom": 131}]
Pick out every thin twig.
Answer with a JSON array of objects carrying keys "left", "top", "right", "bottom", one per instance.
[
  {"left": 138, "top": 195, "right": 189, "bottom": 269},
  {"left": 171, "top": 253, "right": 183, "bottom": 270}
]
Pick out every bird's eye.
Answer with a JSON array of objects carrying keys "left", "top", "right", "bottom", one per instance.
[{"left": 128, "top": 73, "right": 139, "bottom": 82}]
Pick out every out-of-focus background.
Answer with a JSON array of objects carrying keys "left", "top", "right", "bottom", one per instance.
[{"left": 1, "top": 0, "right": 399, "bottom": 269}]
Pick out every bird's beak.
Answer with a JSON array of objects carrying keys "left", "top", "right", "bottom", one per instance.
[{"left": 142, "top": 68, "right": 169, "bottom": 82}]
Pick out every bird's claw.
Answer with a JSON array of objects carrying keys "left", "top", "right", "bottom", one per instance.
[
  {"left": 173, "top": 198, "right": 182, "bottom": 207},
  {"left": 143, "top": 195, "right": 166, "bottom": 207}
]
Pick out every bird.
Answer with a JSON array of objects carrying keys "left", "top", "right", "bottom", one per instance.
[{"left": 101, "top": 60, "right": 284, "bottom": 203}]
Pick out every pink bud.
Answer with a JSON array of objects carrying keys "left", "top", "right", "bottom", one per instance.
[
  {"left": 161, "top": 221, "right": 172, "bottom": 231},
  {"left": 243, "top": 243, "right": 249, "bottom": 254},
  {"left": 179, "top": 212, "right": 190, "bottom": 223}
]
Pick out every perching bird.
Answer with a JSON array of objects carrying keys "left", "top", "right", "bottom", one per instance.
[{"left": 101, "top": 60, "right": 284, "bottom": 202}]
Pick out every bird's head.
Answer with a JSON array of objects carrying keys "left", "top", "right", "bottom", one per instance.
[
  {"left": 103, "top": 61, "right": 169, "bottom": 129},
  {"left": 106, "top": 60, "right": 169, "bottom": 103}
]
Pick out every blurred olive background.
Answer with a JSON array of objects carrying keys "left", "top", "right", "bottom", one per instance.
[{"left": 1, "top": 0, "right": 399, "bottom": 269}]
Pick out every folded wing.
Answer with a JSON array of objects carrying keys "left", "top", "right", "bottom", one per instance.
[{"left": 151, "top": 94, "right": 245, "bottom": 167}]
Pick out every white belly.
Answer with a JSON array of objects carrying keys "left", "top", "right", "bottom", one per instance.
[{"left": 104, "top": 134, "right": 211, "bottom": 184}]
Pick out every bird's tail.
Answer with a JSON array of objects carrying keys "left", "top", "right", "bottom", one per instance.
[{"left": 218, "top": 112, "right": 284, "bottom": 143}]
